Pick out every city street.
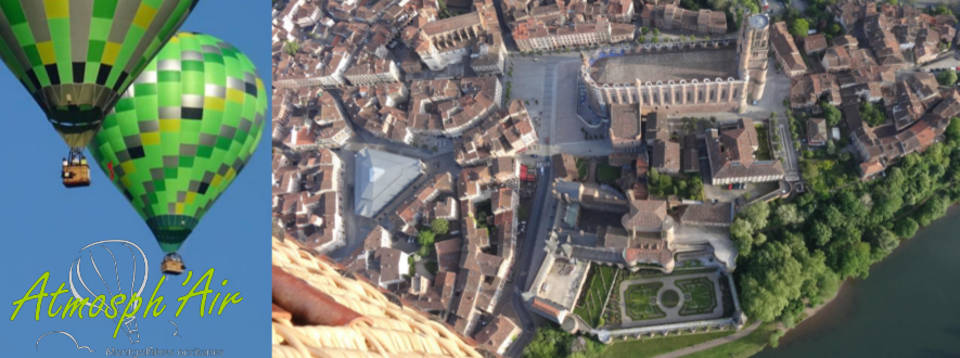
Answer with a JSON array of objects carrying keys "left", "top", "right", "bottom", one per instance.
[{"left": 504, "top": 157, "right": 554, "bottom": 358}]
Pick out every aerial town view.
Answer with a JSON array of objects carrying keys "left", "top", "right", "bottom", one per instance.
[{"left": 270, "top": 0, "right": 960, "bottom": 357}]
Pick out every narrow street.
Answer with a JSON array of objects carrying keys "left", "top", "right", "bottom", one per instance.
[
  {"left": 773, "top": 114, "right": 801, "bottom": 182},
  {"left": 504, "top": 157, "right": 553, "bottom": 358}
]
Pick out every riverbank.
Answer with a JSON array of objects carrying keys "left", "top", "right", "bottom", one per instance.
[
  {"left": 776, "top": 203, "right": 960, "bottom": 346},
  {"left": 685, "top": 203, "right": 960, "bottom": 358},
  {"left": 773, "top": 279, "right": 852, "bottom": 346},
  {"left": 754, "top": 204, "right": 960, "bottom": 357}
]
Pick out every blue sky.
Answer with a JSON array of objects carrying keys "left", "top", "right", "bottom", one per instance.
[{"left": 0, "top": 1, "right": 271, "bottom": 356}]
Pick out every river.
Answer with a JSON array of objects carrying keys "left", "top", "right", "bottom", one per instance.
[{"left": 755, "top": 208, "right": 960, "bottom": 357}]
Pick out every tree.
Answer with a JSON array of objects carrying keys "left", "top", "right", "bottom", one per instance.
[
  {"left": 739, "top": 241, "right": 804, "bottom": 322},
  {"left": 417, "top": 230, "right": 436, "bottom": 249},
  {"left": 789, "top": 18, "right": 810, "bottom": 38},
  {"left": 283, "top": 41, "right": 299, "bottom": 56},
  {"left": 731, "top": 218, "right": 755, "bottom": 257},
  {"left": 837, "top": 241, "right": 872, "bottom": 279},
  {"left": 823, "top": 205, "right": 846, "bottom": 229},
  {"left": 821, "top": 102, "right": 842, "bottom": 127},
  {"left": 431, "top": 218, "right": 450, "bottom": 235},
  {"left": 916, "top": 195, "right": 950, "bottom": 226},
  {"left": 895, "top": 217, "right": 920, "bottom": 239},
  {"left": 871, "top": 190, "right": 903, "bottom": 223},
  {"left": 828, "top": 23, "right": 842, "bottom": 37},
  {"left": 860, "top": 101, "right": 887, "bottom": 127},
  {"left": 870, "top": 227, "right": 899, "bottom": 255},
  {"left": 742, "top": 201, "right": 771, "bottom": 229},
  {"left": 931, "top": 4, "right": 954, "bottom": 18},
  {"left": 770, "top": 329, "right": 786, "bottom": 348},
  {"left": 523, "top": 326, "right": 572, "bottom": 358},
  {"left": 775, "top": 203, "right": 803, "bottom": 226},
  {"left": 937, "top": 69, "right": 958, "bottom": 87},
  {"left": 809, "top": 221, "right": 833, "bottom": 247},
  {"left": 686, "top": 175, "right": 704, "bottom": 200}
]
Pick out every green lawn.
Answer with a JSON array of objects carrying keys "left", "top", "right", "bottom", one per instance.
[
  {"left": 677, "top": 277, "right": 717, "bottom": 316},
  {"left": 596, "top": 164, "right": 621, "bottom": 183},
  {"left": 683, "top": 323, "right": 778, "bottom": 358},
  {"left": 574, "top": 265, "right": 616, "bottom": 327},
  {"left": 599, "top": 330, "right": 735, "bottom": 358},
  {"left": 624, "top": 282, "right": 665, "bottom": 320},
  {"left": 677, "top": 259, "right": 704, "bottom": 270},
  {"left": 755, "top": 124, "right": 773, "bottom": 161}
]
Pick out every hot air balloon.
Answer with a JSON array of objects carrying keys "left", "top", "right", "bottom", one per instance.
[
  {"left": 0, "top": 0, "right": 199, "bottom": 187},
  {"left": 88, "top": 32, "right": 266, "bottom": 274}
]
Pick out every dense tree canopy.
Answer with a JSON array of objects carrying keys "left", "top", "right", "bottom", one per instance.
[
  {"left": 648, "top": 169, "right": 704, "bottom": 200},
  {"left": 736, "top": 118, "right": 960, "bottom": 325}
]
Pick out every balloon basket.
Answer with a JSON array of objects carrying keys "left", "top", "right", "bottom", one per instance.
[
  {"left": 161, "top": 253, "right": 185, "bottom": 275},
  {"left": 62, "top": 161, "right": 91, "bottom": 188}
]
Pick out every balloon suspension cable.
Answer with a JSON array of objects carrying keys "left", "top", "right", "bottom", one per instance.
[{"left": 67, "top": 149, "right": 86, "bottom": 163}]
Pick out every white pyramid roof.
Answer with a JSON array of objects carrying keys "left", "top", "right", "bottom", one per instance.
[{"left": 354, "top": 148, "right": 423, "bottom": 217}]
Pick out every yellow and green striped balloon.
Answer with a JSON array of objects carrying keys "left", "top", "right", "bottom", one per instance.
[
  {"left": 89, "top": 32, "right": 266, "bottom": 253},
  {"left": 0, "top": 0, "right": 198, "bottom": 150}
]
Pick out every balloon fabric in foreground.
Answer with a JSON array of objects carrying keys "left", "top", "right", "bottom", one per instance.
[{"left": 89, "top": 32, "right": 266, "bottom": 272}]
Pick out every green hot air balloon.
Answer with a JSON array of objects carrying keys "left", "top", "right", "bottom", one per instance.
[
  {"left": 89, "top": 32, "right": 266, "bottom": 274},
  {"left": 0, "top": 0, "right": 198, "bottom": 187}
]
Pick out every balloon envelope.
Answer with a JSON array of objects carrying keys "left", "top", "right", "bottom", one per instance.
[
  {"left": 89, "top": 32, "right": 266, "bottom": 253},
  {"left": 0, "top": 0, "right": 199, "bottom": 150}
]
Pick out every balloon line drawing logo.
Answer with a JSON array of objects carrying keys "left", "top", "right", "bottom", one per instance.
[
  {"left": 169, "top": 320, "right": 183, "bottom": 338},
  {"left": 68, "top": 240, "right": 149, "bottom": 344},
  {"left": 35, "top": 331, "right": 93, "bottom": 353}
]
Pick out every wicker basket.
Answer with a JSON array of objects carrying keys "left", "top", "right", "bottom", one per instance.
[{"left": 272, "top": 237, "right": 483, "bottom": 358}]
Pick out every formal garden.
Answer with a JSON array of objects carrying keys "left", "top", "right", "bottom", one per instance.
[
  {"left": 624, "top": 282, "right": 666, "bottom": 321},
  {"left": 573, "top": 265, "right": 618, "bottom": 327},
  {"left": 677, "top": 277, "right": 718, "bottom": 316}
]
